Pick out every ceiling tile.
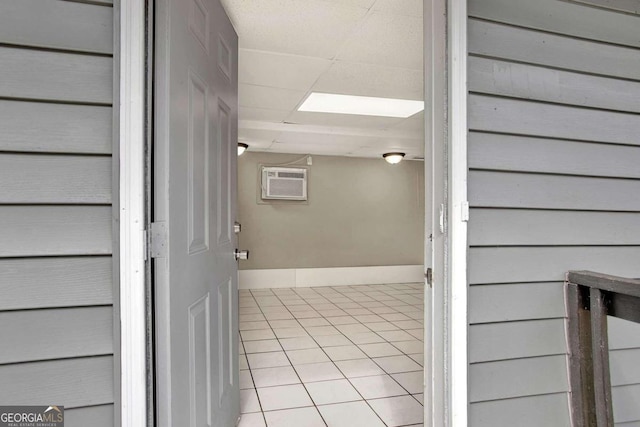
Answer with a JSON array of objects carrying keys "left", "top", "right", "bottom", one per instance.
[
  {"left": 240, "top": 107, "right": 290, "bottom": 123},
  {"left": 275, "top": 131, "right": 379, "bottom": 146},
  {"left": 320, "top": 0, "right": 377, "bottom": 9},
  {"left": 311, "top": 61, "right": 423, "bottom": 100},
  {"left": 391, "top": 111, "right": 425, "bottom": 134},
  {"left": 266, "top": 141, "right": 355, "bottom": 156},
  {"left": 239, "top": 49, "right": 332, "bottom": 90},
  {"left": 336, "top": 12, "right": 423, "bottom": 70},
  {"left": 222, "top": 0, "right": 368, "bottom": 58},
  {"left": 285, "top": 111, "right": 405, "bottom": 130},
  {"left": 239, "top": 84, "right": 307, "bottom": 110},
  {"left": 238, "top": 128, "right": 282, "bottom": 145},
  {"left": 371, "top": 0, "right": 423, "bottom": 17}
]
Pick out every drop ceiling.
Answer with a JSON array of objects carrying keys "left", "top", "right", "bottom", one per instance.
[{"left": 221, "top": 0, "right": 424, "bottom": 159}]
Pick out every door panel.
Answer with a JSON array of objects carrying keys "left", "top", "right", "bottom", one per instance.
[{"left": 155, "top": 0, "right": 239, "bottom": 425}]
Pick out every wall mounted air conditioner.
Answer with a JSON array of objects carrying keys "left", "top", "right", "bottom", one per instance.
[{"left": 261, "top": 166, "right": 308, "bottom": 200}]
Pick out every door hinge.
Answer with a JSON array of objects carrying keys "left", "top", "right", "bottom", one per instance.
[
  {"left": 426, "top": 268, "right": 433, "bottom": 288},
  {"left": 149, "top": 222, "right": 167, "bottom": 259},
  {"left": 461, "top": 201, "right": 470, "bottom": 222}
]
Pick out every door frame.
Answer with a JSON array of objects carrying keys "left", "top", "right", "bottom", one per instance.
[
  {"left": 117, "top": 0, "right": 468, "bottom": 425},
  {"left": 423, "top": 0, "right": 468, "bottom": 426},
  {"left": 119, "top": 0, "right": 148, "bottom": 426}
]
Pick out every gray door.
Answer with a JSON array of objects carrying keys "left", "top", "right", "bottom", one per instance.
[{"left": 154, "top": 0, "right": 239, "bottom": 425}]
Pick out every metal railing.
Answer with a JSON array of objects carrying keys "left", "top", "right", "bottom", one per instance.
[{"left": 566, "top": 271, "right": 640, "bottom": 427}]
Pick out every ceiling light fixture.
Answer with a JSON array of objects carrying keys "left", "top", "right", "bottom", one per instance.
[
  {"left": 298, "top": 92, "right": 424, "bottom": 118},
  {"left": 383, "top": 152, "right": 405, "bottom": 164},
  {"left": 238, "top": 142, "right": 249, "bottom": 156}
]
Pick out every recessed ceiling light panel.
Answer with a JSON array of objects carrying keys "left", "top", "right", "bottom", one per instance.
[{"left": 298, "top": 92, "right": 424, "bottom": 118}]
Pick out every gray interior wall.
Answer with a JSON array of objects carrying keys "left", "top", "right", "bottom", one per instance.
[
  {"left": 237, "top": 152, "right": 424, "bottom": 270},
  {"left": 466, "top": 0, "right": 640, "bottom": 425},
  {"left": 0, "top": 0, "right": 117, "bottom": 425}
]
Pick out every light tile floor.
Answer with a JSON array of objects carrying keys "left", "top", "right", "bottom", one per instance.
[{"left": 238, "top": 283, "right": 424, "bottom": 427}]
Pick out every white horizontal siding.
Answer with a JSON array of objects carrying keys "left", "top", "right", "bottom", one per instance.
[
  {"left": 469, "top": 209, "right": 640, "bottom": 246},
  {"left": 469, "top": 355, "right": 569, "bottom": 402},
  {"left": 468, "top": 19, "right": 640, "bottom": 79},
  {"left": 469, "top": 282, "right": 566, "bottom": 324},
  {"left": 467, "top": 0, "right": 640, "bottom": 424},
  {"left": 0, "top": 307, "right": 113, "bottom": 364},
  {"left": 0, "top": 154, "right": 112, "bottom": 204},
  {"left": 0, "top": 206, "right": 112, "bottom": 257},
  {"left": 0, "top": 101, "right": 113, "bottom": 154},
  {"left": 0, "top": 356, "right": 114, "bottom": 408},
  {"left": 0, "top": 46, "right": 113, "bottom": 103},
  {"left": 470, "top": 393, "right": 571, "bottom": 427},
  {"left": 0, "top": 257, "right": 113, "bottom": 311},
  {"left": 469, "top": 133, "right": 640, "bottom": 179},
  {"left": 0, "top": 2, "right": 116, "bottom": 422},
  {"left": 0, "top": 0, "right": 113, "bottom": 54}
]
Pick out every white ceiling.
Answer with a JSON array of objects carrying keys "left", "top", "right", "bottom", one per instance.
[{"left": 221, "top": 0, "right": 425, "bottom": 159}]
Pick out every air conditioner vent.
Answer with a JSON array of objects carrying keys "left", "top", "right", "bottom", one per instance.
[{"left": 261, "top": 167, "right": 308, "bottom": 200}]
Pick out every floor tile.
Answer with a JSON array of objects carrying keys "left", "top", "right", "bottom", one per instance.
[
  {"left": 241, "top": 321, "right": 271, "bottom": 331},
  {"left": 392, "top": 340, "right": 423, "bottom": 355},
  {"left": 264, "top": 312, "right": 295, "bottom": 321},
  {"left": 240, "top": 369, "right": 254, "bottom": 389},
  {"left": 393, "top": 320, "right": 423, "bottom": 329},
  {"left": 241, "top": 388, "right": 261, "bottom": 413},
  {"left": 305, "top": 325, "right": 341, "bottom": 336},
  {"left": 239, "top": 355, "right": 249, "bottom": 370},
  {"left": 359, "top": 342, "right": 402, "bottom": 358},
  {"left": 373, "top": 355, "right": 422, "bottom": 374},
  {"left": 336, "top": 324, "right": 370, "bottom": 334},
  {"left": 305, "top": 379, "right": 362, "bottom": 405},
  {"left": 268, "top": 320, "right": 300, "bottom": 329},
  {"left": 286, "top": 348, "right": 330, "bottom": 365},
  {"left": 324, "top": 345, "right": 368, "bottom": 361},
  {"left": 380, "top": 313, "right": 411, "bottom": 322},
  {"left": 407, "top": 329, "right": 424, "bottom": 340},
  {"left": 242, "top": 329, "right": 276, "bottom": 341},
  {"left": 257, "top": 384, "right": 313, "bottom": 411},
  {"left": 247, "top": 352, "right": 291, "bottom": 369},
  {"left": 292, "top": 311, "right": 321, "bottom": 319},
  {"left": 350, "top": 375, "right": 408, "bottom": 399},
  {"left": 391, "top": 371, "right": 423, "bottom": 394},
  {"left": 241, "top": 313, "right": 266, "bottom": 322},
  {"left": 279, "top": 336, "right": 318, "bottom": 351},
  {"left": 238, "top": 412, "right": 266, "bottom": 427},
  {"left": 348, "top": 332, "right": 385, "bottom": 345},
  {"left": 273, "top": 327, "right": 309, "bottom": 339},
  {"left": 335, "top": 358, "right": 386, "bottom": 378},
  {"left": 326, "top": 316, "right": 359, "bottom": 325},
  {"left": 318, "top": 401, "right": 385, "bottom": 427},
  {"left": 409, "top": 353, "right": 424, "bottom": 366},
  {"left": 252, "top": 366, "right": 300, "bottom": 388},
  {"left": 241, "top": 283, "right": 424, "bottom": 426},
  {"left": 377, "top": 330, "right": 415, "bottom": 342},
  {"left": 294, "top": 361, "right": 344, "bottom": 383},
  {"left": 368, "top": 395, "right": 424, "bottom": 427},
  {"left": 298, "top": 317, "right": 330, "bottom": 327},
  {"left": 353, "top": 314, "right": 385, "bottom": 323},
  {"left": 263, "top": 407, "right": 325, "bottom": 427},
  {"left": 313, "top": 334, "right": 352, "bottom": 347},
  {"left": 244, "top": 339, "right": 282, "bottom": 354}
]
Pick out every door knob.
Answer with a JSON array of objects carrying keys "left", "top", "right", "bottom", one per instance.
[
  {"left": 234, "top": 249, "right": 249, "bottom": 261},
  {"left": 234, "top": 222, "right": 241, "bottom": 234}
]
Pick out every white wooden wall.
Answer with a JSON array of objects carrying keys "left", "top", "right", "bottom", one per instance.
[
  {"left": 0, "top": 0, "right": 117, "bottom": 425},
  {"left": 466, "top": 0, "right": 640, "bottom": 425}
]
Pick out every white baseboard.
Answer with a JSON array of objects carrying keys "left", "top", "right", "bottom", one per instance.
[{"left": 239, "top": 265, "right": 424, "bottom": 289}]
